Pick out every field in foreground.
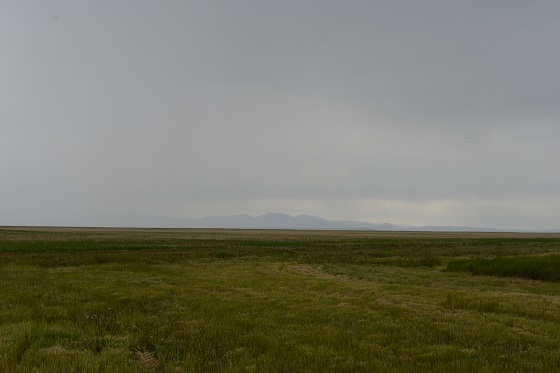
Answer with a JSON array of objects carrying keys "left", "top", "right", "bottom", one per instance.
[{"left": 1, "top": 228, "right": 560, "bottom": 372}]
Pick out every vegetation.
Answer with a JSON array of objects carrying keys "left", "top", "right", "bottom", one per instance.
[
  {"left": 1, "top": 228, "right": 560, "bottom": 372},
  {"left": 447, "top": 255, "right": 560, "bottom": 282}
]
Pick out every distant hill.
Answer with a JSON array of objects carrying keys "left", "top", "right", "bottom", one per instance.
[
  {"left": 72, "top": 212, "right": 401, "bottom": 230},
  {"left": 61, "top": 212, "right": 553, "bottom": 232},
  {"left": 410, "top": 225, "right": 505, "bottom": 232},
  {"left": 197, "top": 213, "right": 404, "bottom": 230}
]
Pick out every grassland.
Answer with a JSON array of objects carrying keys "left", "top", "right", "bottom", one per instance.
[{"left": 1, "top": 228, "right": 560, "bottom": 372}]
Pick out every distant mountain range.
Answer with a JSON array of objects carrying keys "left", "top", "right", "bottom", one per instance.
[{"left": 68, "top": 211, "right": 558, "bottom": 232}]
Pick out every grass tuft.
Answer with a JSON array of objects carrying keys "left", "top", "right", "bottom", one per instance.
[{"left": 133, "top": 347, "right": 159, "bottom": 369}]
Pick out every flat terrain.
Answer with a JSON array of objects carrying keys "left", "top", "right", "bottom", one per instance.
[{"left": 1, "top": 228, "right": 560, "bottom": 372}]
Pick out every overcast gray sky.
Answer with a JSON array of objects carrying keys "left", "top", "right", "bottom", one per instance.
[{"left": 2, "top": 1, "right": 559, "bottom": 229}]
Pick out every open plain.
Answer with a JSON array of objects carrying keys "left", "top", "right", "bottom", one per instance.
[{"left": 1, "top": 228, "right": 560, "bottom": 372}]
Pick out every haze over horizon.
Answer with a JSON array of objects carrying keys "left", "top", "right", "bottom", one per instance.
[{"left": 2, "top": 1, "right": 559, "bottom": 231}]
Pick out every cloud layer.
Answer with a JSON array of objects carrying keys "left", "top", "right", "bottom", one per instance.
[{"left": 2, "top": 1, "right": 559, "bottom": 229}]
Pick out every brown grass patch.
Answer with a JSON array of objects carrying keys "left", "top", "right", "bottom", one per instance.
[
  {"left": 287, "top": 264, "right": 352, "bottom": 281},
  {"left": 133, "top": 349, "right": 159, "bottom": 369}
]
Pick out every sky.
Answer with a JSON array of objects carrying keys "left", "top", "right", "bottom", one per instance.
[{"left": 2, "top": 1, "right": 560, "bottom": 230}]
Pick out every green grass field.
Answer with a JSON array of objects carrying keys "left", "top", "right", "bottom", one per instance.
[{"left": 1, "top": 228, "right": 560, "bottom": 372}]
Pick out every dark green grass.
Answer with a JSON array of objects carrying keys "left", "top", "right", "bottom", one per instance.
[
  {"left": 447, "top": 255, "right": 560, "bottom": 282},
  {"left": 2, "top": 228, "right": 559, "bottom": 261}
]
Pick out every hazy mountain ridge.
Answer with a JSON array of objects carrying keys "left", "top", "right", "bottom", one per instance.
[{"left": 59, "top": 211, "right": 557, "bottom": 232}]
